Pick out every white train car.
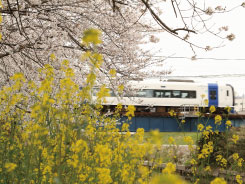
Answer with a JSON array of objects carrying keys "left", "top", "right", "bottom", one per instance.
[{"left": 93, "top": 79, "right": 235, "bottom": 113}]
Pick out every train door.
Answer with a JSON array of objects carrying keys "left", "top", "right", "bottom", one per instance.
[{"left": 208, "top": 83, "right": 218, "bottom": 107}]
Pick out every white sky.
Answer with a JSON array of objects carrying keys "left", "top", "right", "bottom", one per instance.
[{"left": 145, "top": 0, "right": 245, "bottom": 96}]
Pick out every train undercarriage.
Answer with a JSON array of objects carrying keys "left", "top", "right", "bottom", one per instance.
[{"left": 101, "top": 105, "right": 230, "bottom": 116}]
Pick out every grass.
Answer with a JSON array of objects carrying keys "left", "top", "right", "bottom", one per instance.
[
  {"left": 141, "top": 132, "right": 201, "bottom": 164},
  {"left": 144, "top": 132, "right": 200, "bottom": 145}
]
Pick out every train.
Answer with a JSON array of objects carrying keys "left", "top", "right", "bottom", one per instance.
[{"left": 92, "top": 79, "right": 235, "bottom": 114}]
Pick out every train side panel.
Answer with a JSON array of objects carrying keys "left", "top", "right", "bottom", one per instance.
[
  {"left": 94, "top": 81, "right": 234, "bottom": 110},
  {"left": 218, "top": 84, "right": 234, "bottom": 108},
  {"left": 103, "top": 82, "right": 209, "bottom": 107}
]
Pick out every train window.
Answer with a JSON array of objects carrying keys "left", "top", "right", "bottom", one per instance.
[
  {"left": 136, "top": 89, "right": 153, "bottom": 98},
  {"left": 172, "top": 90, "right": 181, "bottom": 98},
  {"left": 154, "top": 90, "right": 164, "bottom": 98},
  {"left": 227, "top": 90, "right": 229, "bottom": 96},
  {"left": 163, "top": 91, "right": 171, "bottom": 98},
  {"left": 189, "top": 91, "right": 196, "bottom": 98},
  {"left": 136, "top": 89, "right": 153, "bottom": 97},
  {"left": 145, "top": 90, "right": 154, "bottom": 97},
  {"left": 181, "top": 91, "right": 189, "bottom": 98},
  {"left": 153, "top": 90, "right": 172, "bottom": 98},
  {"left": 154, "top": 91, "right": 160, "bottom": 97},
  {"left": 210, "top": 90, "right": 217, "bottom": 100},
  {"left": 137, "top": 90, "right": 147, "bottom": 97}
]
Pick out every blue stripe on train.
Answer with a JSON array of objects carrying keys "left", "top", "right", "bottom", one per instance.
[{"left": 208, "top": 83, "right": 218, "bottom": 107}]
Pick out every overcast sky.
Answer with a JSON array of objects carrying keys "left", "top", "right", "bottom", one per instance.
[{"left": 145, "top": 0, "right": 245, "bottom": 96}]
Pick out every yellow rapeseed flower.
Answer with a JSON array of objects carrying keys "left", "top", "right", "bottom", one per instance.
[
  {"left": 109, "top": 69, "right": 116, "bottom": 78},
  {"left": 198, "top": 153, "right": 205, "bottom": 160},
  {"left": 94, "top": 144, "right": 112, "bottom": 167},
  {"left": 65, "top": 68, "right": 75, "bottom": 77},
  {"left": 96, "top": 167, "right": 112, "bottom": 184},
  {"left": 210, "top": 177, "right": 227, "bottom": 184},
  {"left": 162, "top": 162, "right": 176, "bottom": 174},
  {"left": 169, "top": 110, "right": 175, "bottom": 116},
  {"left": 209, "top": 105, "right": 216, "bottom": 113},
  {"left": 191, "top": 166, "right": 197, "bottom": 175},
  {"left": 118, "top": 85, "right": 124, "bottom": 94},
  {"left": 215, "top": 115, "right": 222, "bottom": 125},
  {"left": 197, "top": 124, "right": 204, "bottom": 131},
  {"left": 202, "top": 130, "right": 209, "bottom": 139},
  {"left": 221, "top": 158, "right": 227, "bottom": 167},
  {"left": 89, "top": 53, "right": 103, "bottom": 68},
  {"left": 5, "top": 162, "right": 17, "bottom": 172},
  {"left": 195, "top": 111, "right": 201, "bottom": 116},
  {"left": 216, "top": 155, "right": 223, "bottom": 161},
  {"left": 121, "top": 164, "right": 130, "bottom": 182},
  {"left": 206, "top": 125, "right": 213, "bottom": 131},
  {"left": 138, "top": 165, "right": 150, "bottom": 180},
  {"left": 225, "top": 120, "right": 232, "bottom": 127},
  {"left": 194, "top": 179, "right": 200, "bottom": 184},
  {"left": 232, "top": 134, "right": 239, "bottom": 144},
  {"left": 121, "top": 123, "right": 129, "bottom": 132},
  {"left": 96, "top": 85, "right": 110, "bottom": 101},
  {"left": 184, "top": 136, "right": 193, "bottom": 145},
  {"left": 225, "top": 106, "right": 231, "bottom": 113},
  {"left": 199, "top": 142, "right": 213, "bottom": 158},
  {"left": 42, "top": 165, "right": 52, "bottom": 175},
  {"left": 79, "top": 174, "right": 88, "bottom": 182},
  {"left": 136, "top": 128, "right": 144, "bottom": 142},
  {"left": 50, "top": 53, "right": 56, "bottom": 61},
  {"left": 204, "top": 99, "right": 209, "bottom": 105},
  {"left": 125, "top": 105, "right": 135, "bottom": 120},
  {"left": 168, "top": 136, "right": 175, "bottom": 145},
  {"left": 82, "top": 29, "right": 102, "bottom": 46},
  {"left": 204, "top": 166, "right": 211, "bottom": 172},
  {"left": 10, "top": 72, "right": 26, "bottom": 82},
  {"left": 190, "top": 159, "right": 197, "bottom": 165},
  {"left": 115, "top": 103, "right": 123, "bottom": 112},
  {"left": 238, "top": 158, "right": 244, "bottom": 167},
  {"left": 232, "top": 153, "right": 239, "bottom": 160},
  {"left": 62, "top": 59, "right": 69, "bottom": 66},
  {"left": 150, "top": 173, "right": 187, "bottom": 184},
  {"left": 236, "top": 175, "right": 243, "bottom": 184}
]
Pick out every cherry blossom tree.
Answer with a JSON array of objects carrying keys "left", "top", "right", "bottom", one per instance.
[{"left": 0, "top": 0, "right": 243, "bottom": 85}]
